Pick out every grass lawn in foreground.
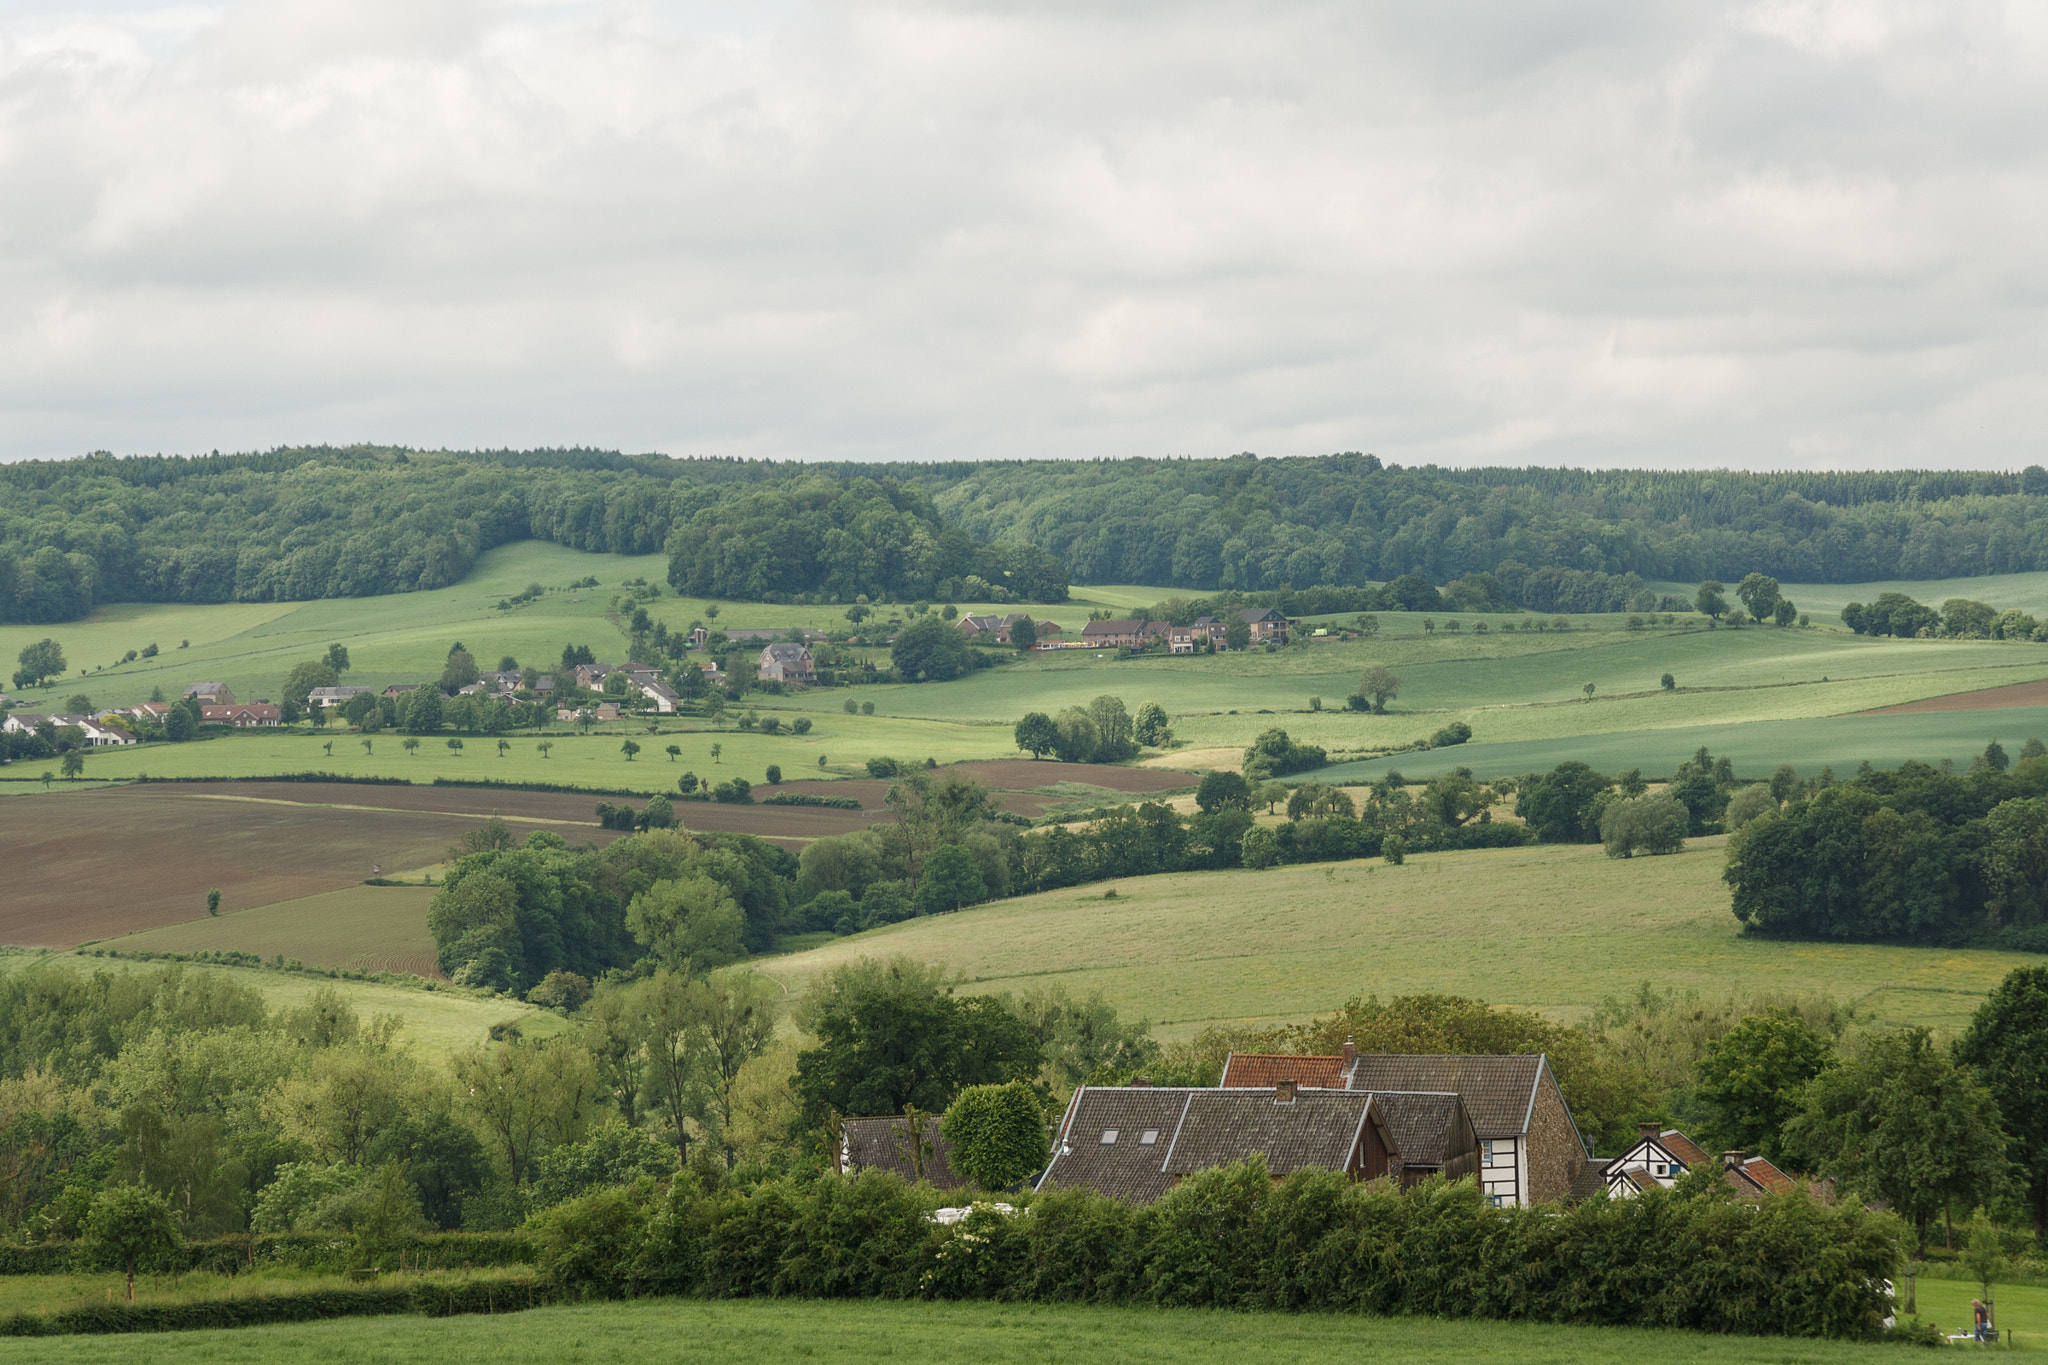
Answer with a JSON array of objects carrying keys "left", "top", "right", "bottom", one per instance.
[
  {"left": 760, "top": 837, "right": 2029, "bottom": 1038},
  {"left": 0, "top": 1296, "right": 1919, "bottom": 1364},
  {"left": 0, "top": 1269, "right": 533, "bottom": 1319},
  {"left": 1899, "top": 1275, "right": 2048, "bottom": 1347}
]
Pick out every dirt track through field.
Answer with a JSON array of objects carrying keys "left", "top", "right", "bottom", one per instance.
[{"left": 1855, "top": 677, "right": 2048, "bottom": 715}]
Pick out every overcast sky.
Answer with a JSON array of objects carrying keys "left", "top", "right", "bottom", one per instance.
[{"left": 0, "top": 0, "right": 2042, "bottom": 469}]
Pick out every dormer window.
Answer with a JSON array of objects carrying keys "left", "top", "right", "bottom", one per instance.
[{"left": 1100, "top": 1129, "right": 1119, "bottom": 1145}]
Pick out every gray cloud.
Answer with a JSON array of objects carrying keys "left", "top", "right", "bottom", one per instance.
[{"left": 0, "top": 0, "right": 2042, "bottom": 467}]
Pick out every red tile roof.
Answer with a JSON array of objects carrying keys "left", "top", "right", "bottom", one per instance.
[
  {"left": 1220, "top": 1053, "right": 1347, "bottom": 1090},
  {"left": 1658, "top": 1129, "right": 1711, "bottom": 1167}
]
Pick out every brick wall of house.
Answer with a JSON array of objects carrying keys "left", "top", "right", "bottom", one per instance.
[{"left": 1525, "top": 1072, "right": 1585, "bottom": 1204}]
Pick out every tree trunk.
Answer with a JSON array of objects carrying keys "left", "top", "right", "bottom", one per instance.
[
  {"left": 2035, "top": 1180, "right": 2046, "bottom": 1239},
  {"left": 127, "top": 1256, "right": 135, "bottom": 1303}
]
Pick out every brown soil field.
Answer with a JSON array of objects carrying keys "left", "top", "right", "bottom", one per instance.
[
  {"left": 1, "top": 785, "right": 616, "bottom": 949},
  {"left": 99, "top": 886, "right": 443, "bottom": 978},
  {"left": 1857, "top": 678, "right": 2048, "bottom": 715}
]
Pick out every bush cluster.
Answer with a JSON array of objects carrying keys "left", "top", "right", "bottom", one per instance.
[{"left": 524, "top": 1162, "right": 1900, "bottom": 1340}]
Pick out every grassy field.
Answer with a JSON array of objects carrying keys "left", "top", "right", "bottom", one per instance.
[
  {"left": 1901, "top": 1275, "right": 2048, "bottom": 1346},
  {"left": 95, "top": 885, "right": 442, "bottom": 978},
  {"left": 761, "top": 836, "right": 2028, "bottom": 1040},
  {"left": 0, "top": 951, "right": 556, "bottom": 1061},
  {"left": 1657, "top": 568, "right": 2048, "bottom": 627},
  {"left": 0, "top": 1268, "right": 531, "bottom": 1318},
  {"left": 0, "top": 1296, "right": 1942, "bottom": 1363}
]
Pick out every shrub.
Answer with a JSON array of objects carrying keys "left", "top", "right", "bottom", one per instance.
[
  {"left": 941, "top": 1080, "right": 1049, "bottom": 1191},
  {"left": 1599, "top": 794, "right": 1688, "bottom": 858}
]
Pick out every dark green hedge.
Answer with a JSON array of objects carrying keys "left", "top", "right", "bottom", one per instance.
[
  {"left": 0, "top": 1231, "right": 534, "bottom": 1277},
  {"left": 573, "top": 1163, "right": 1902, "bottom": 1340},
  {"left": 0, "top": 1277, "right": 557, "bottom": 1337},
  {"left": 762, "top": 793, "right": 863, "bottom": 809}
]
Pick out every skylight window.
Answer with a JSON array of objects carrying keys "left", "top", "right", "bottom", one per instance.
[
  {"left": 1100, "top": 1129, "right": 1119, "bottom": 1145},
  {"left": 1139, "top": 1129, "right": 1159, "bottom": 1145}
]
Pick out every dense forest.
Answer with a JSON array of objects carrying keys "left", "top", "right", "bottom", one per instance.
[
  {"left": 6, "top": 445, "right": 2048, "bottom": 623},
  {"left": 1725, "top": 747, "right": 2048, "bottom": 950}
]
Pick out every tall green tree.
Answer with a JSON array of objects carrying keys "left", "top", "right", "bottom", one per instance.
[
  {"left": 1956, "top": 966, "right": 2048, "bottom": 1234},
  {"left": 1787, "top": 1027, "right": 2013, "bottom": 1254},
  {"left": 941, "top": 1080, "right": 1048, "bottom": 1191},
  {"left": 1693, "top": 1009, "right": 1833, "bottom": 1159},
  {"left": 1014, "top": 711, "right": 1057, "bottom": 759},
  {"left": 13, "top": 638, "right": 65, "bottom": 689},
  {"left": 1736, "top": 573, "right": 1782, "bottom": 623},
  {"left": 795, "top": 988, "right": 1042, "bottom": 1130},
  {"left": 1695, "top": 580, "right": 1728, "bottom": 619}
]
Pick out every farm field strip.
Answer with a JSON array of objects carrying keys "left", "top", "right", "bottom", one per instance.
[
  {"left": 93, "top": 885, "right": 443, "bottom": 978},
  {"left": 766, "top": 837, "right": 2033, "bottom": 1038}
]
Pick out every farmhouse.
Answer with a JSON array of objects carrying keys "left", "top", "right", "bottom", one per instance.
[
  {"left": 129, "top": 701, "right": 170, "bottom": 723},
  {"left": 4, "top": 713, "right": 134, "bottom": 746},
  {"left": 1079, "top": 619, "right": 1145, "bottom": 648},
  {"left": 1239, "top": 606, "right": 1289, "bottom": 644},
  {"left": 306, "top": 685, "right": 372, "bottom": 708},
  {"left": 202, "top": 703, "right": 282, "bottom": 728},
  {"left": 1036, "top": 1080, "right": 1480, "bottom": 1203},
  {"left": 1219, "top": 1046, "right": 1588, "bottom": 1206},
  {"left": 957, "top": 613, "right": 1058, "bottom": 644},
  {"left": 1602, "top": 1124, "right": 1796, "bottom": 1200},
  {"left": 184, "top": 682, "right": 234, "bottom": 704},
  {"left": 759, "top": 643, "right": 815, "bottom": 683},
  {"left": 838, "top": 1115, "right": 966, "bottom": 1191}
]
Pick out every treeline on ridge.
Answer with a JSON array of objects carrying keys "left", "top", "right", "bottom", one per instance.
[{"left": 13, "top": 446, "right": 2048, "bottom": 623}]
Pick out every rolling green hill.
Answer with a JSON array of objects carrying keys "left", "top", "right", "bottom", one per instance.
[{"left": 759, "top": 836, "right": 2031, "bottom": 1040}]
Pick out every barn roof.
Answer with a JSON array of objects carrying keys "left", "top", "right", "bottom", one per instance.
[
  {"left": 840, "top": 1115, "right": 966, "bottom": 1191},
  {"left": 1220, "top": 1052, "right": 1347, "bottom": 1091},
  {"left": 1161, "top": 1090, "right": 1375, "bottom": 1178},
  {"left": 1038, "top": 1087, "right": 1199, "bottom": 1204},
  {"left": 1343, "top": 1055, "right": 1551, "bottom": 1138}
]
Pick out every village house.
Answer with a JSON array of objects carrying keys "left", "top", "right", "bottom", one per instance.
[
  {"left": 758, "top": 642, "right": 815, "bottom": 684},
  {"left": 1602, "top": 1124, "right": 1796, "bottom": 1200},
  {"left": 1078, "top": 619, "right": 1146, "bottom": 649},
  {"left": 382, "top": 684, "right": 416, "bottom": 700},
  {"left": 956, "top": 613, "right": 1059, "bottom": 645},
  {"left": 184, "top": 682, "right": 234, "bottom": 705},
  {"left": 202, "top": 703, "right": 282, "bottom": 728},
  {"left": 129, "top": 701, "right": 171, "bottom": 723},
  {"left": 1219, "top": 1045, "right": 1589, "bottom": 1206},
  {"left": 4, "top": 713, "right": 135, "bottom": 746},
  {"left": 838, "top": 1115, "right": 967, "bottom": 1191},
  {"left": 1240, "top": 606, "right": 1289, "bottom": 644},
  {"left": 1035, "top": 1080, "right": 1480, "bottom": 1203},
  {"left": 306, "top": 685, "right": 372, "bottom": 708}
]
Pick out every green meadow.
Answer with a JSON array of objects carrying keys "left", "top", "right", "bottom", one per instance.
[
  {"left": 0, "top": 1296, "right": 1945, "bottom": 1363},
  {"left": 761, "top": 836, "right": 2029, "bottom": 1040},
  {"left": 0, "top": 952, "right": 561, "bottom": 1062}
]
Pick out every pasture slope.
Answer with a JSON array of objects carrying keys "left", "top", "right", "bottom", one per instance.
[
  {"left": 94, "top": 886, "right": 442, "bottom": 978},
  {"left": 0, "top": 953, "right": 553, "bottom": 1063},
  {"left": 762, "top": 837, "right": 2029, "bottom": 1040},
  {"left": 0, "top": 1297, "right": 1935, "bottom": 1364}
]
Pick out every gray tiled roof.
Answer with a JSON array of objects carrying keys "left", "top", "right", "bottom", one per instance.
[
  {"left": 1162, "top": 1090, "right": 1373, "bottom": 1178},
  {"left": 1567, "top": 1157, "right": 1610, "bottom": 1201},
  {"left": 841, "top": 1115, "right": 966, "bottom": 1191},
  {"left": 1037, "top": 1087, "right": 1199, "bottom": 1203},
  {"left": 1367, "top": 1092, "right": 1465, "bottom": 1167},
  {"left": 1344, "top": 1055, "right": 1547, "bottom": 1138}
]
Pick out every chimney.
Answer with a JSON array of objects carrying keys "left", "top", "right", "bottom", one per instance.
[
  {"left": 1341, "top": 1036, "right": 1357, "bottom": 1071},
  {"left": 1275, "top": 1079, "right": 1298, "bottom": 1103},
  {"left": 1129, "top": 1076, "right": 1153, "bottom": 1088},
  {"left": 1723, "top": 1151, "right": 1743, "bottom": 1172},
  {"left": 1639, "top": 1122, "right": 1661, "bottom": 1141}
]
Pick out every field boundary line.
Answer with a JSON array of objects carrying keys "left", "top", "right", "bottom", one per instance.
[{"left": 168, "top": 793, "right": 597, "bottom": 827}]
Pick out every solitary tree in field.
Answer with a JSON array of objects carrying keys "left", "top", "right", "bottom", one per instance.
[
  {"left": 322, "top": 741, "right": 334, "bottom": 757},
  {"left": 621, "top": 739, "right": 641, "bottom": 762},
  {"left": 60, "top": 750, "right": 84, "bottom": 779},
  {"left": 1696, "top": 580, "right": 1728, "bottom": 619},
  {"left": 710, "top": 742, "right": 722, "bottom": 765},
  {"left": 496, "top": 738, "right": 510, "bottom": 758},
  {"left": 536, "top": 740, "right": 553, "bottom": 760},
  {"left": 1583, "top": 682, "right": 1595, "bottom": 702},
  {"left": 40, "top": 770, "right": 53, "bottom": 790},
  {"left": 83, "top": 1185, "right": 181, "bottom": 1302},
  {"left": 402, "top": 738, "right": 420, "bottom": 757},
  {"left": 665, "top": 744, "right": 682, "bottom": 762},
  {"left": 361, "top": 738, "right": 373, "bottom": 755},
  {"left": 447, "top": 738, "right": 464, "bottom": 756},
  {"left": 1736, "top": 573, "right": 1782, "bottom": 625},
  {"left": 14, "top": 638, "right": 66, "bottom": 689},
  {"left": 207, "top": 889, "right": 221, "bottom": 916},
  {"left": 1014, "top": 711, "right": 1057, "bottom": 759},
  {"left": 1661, "top": 673, "right": 1676, "bottom": 690},
  {"left": 1356, "top": 664, "right": 1400, "bottom": 713}
]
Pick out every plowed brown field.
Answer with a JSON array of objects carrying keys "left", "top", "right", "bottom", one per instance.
[{"left": 1856, "top": 678, "right": 2048, "bottom": 715}]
